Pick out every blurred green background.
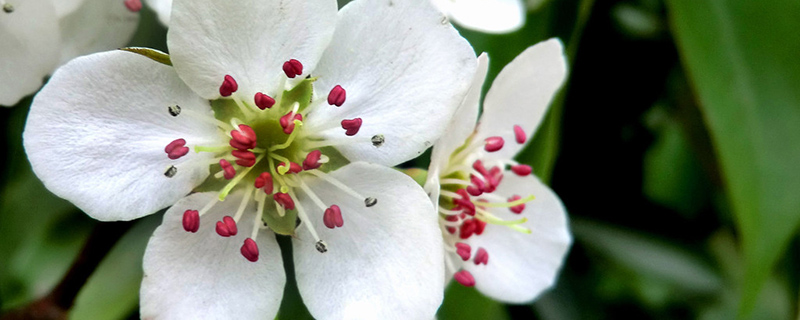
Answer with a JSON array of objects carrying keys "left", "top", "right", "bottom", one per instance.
[{"left": 2, "top": 0, "right": 800, "bottom": 319}]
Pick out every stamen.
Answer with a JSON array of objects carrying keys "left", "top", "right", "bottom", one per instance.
[
  {"left": 2, "top": 2, "right": 13, "bottom": 13},
  {"left": 282, "top": 59, "right": 303, "bottom": 78},
  {"left": 341, "top": 118, "right": 363, "bottom": 136},
  {"left": 508, "top": 195, "right": 525, "bottom": 214},
  {"left": 371, "top": 134, "right": 385, "bottom": 147},
  {"left": 232, "top": 150, "right": 256, "bottom": 167},
  {"left": 315, "top": 240, "right": 328, "bottom": 253},
  {"left": 453, "top": 270, "right": 475, "bottom": 287},
  {"left": 254, "top": 92, "right": 276, "bottom": 110},
  {"left": 327, "top": 85, "right": 346, "bottom": 106},
  {"left": 218, "top": 154, "right": 266, "bottom": 201},
  {"left": 219, "top": 75, "right": 238, "bottom": 97},
  {"left": 165, "top": 139, "right": 190, "bottom": 160},
  {"left": 440, "top": 178, "right": 470, "bottom": 186},
  {"left": 288, "top": 189, "right": 325, "bottom": 250},
  {"left": 167, "top": 105, "right": 181, "bottom": 116},
  {"left": 219, "top": 159, "right": 236, "bottom": 180},
  {"left": 302, "top": 150, "right": 323, "bottom": 170},
  {"left": 254, "top": 172, "right": 274, "bottom": 194},
  {"left": 514, "top": 125, "right": 527, "bottom": 144},
  {"left": 240, "top": 238, "right": 259, "bottom": 262},
  {"left": 484, "top": 136, "right": 504, "bottom": 152},
  {"left": 273, "top": 192, "right": 295, "bottom": 210},
  {"left": 215, "top": 216, "right": 238, "bottom": 237},
  {"left": 473, "top": 195, "right": 535, "bottom": 208},
  {"left": 474, "top": 248, "right": 489, "bottom": 265},
  {"left": 271, "top": 120, "right": 303, "bottom": 150},
  {"left": 277, "top": 162, "right": 303, "bottom": 175},
  {"left": 455, "top": 242, "right": 471, "bottom": 261},
  {"left": 194, "top": 145, "right": 232, "bottom": 153},
  {"left": 164, "top": 165, "right": 177, "bottom": 177},
  {"left": 182, "top": 210, "right": 200, "bottom": 233},
  {"left": 124, "top": 0, "right": 142, "bottom": 12},
  {"left": 230, "top": 124, "right": 257, "bottom": 150},
  {"left": 323, "top": 205, "right": 344, "bottom": 229},
  {"left": 511, "top": 164, "right": 532, "bottom": 176},
  {"left": 306, "top": 170, "right": 367, "bottom": 200},
  {"left": 233, "top": 187, "right": 253, "bottom": 222},
  {"left": 280, "top": 112, "right": 304, "bottom": 135},
  {"left": 365, "top": 197, "right": 378, "bottom": 207}
]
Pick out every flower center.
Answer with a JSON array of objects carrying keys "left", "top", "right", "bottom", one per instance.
[
  {"left": 435, "top": 126, "right": 535, "bottom": 286},
  {"left": 163, "top": 59, "right": 383, "bottom": 262}
]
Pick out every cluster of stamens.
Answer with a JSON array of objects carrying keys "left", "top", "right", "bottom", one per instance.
[
  {"left": 438, "top": 124, "right": 535, "bottom": 287},
  {"left": 162, "top": 59, "right": 382, "bottom": 262}
]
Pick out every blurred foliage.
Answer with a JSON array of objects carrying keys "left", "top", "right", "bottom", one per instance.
[{"left": 2, "top": 0, "right": 800, "bottom": 319}]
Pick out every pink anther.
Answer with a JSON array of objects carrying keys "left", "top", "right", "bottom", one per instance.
[
  {"left": 474, "top": 219, "right": 487, "bottom": 235},
  {"left": 254, "top": 92, "right": 276, "bottom": 110},
  {"left": 282, "top": 59, "right": 303, "bottom": 78},
  {"left": 182, "top": 209, "right": 199, "bottom": 233},
  {"left": 474, "top": 248, "right": 489, "bottom": 265},
  {"left": 215, "top": 216, "right": 238, "bottom": 237},
  {"left": 302, "top": 150, "right": 323, "bottom": 170},
  {"left": 455, "top": 242, "right": 471, "bottom": 261},
  {"left": 165, "top": 138, "right": 190, "bottom": 160},
  {"left": 472, "top": 160, "right": 489, "bottom": 176},
  {"left": 466, "top": 175, "right": 485, "bottom": 196},
  {"left": 453, "top": 189, "right": 475, "bottom": 216},
  {"left": 508, "top": 195, "right": 525, "bottom": 214},
  {"left": 279, "top": 162, "right": 302, "bottom": 174},
  {"left": 484, "top": 136, "right": 504, "bottom": 152},
  {"left": 459, "top": 219, "right": 476, "bottom": 239},
  {"left": 327, "top": 85, "right": 346, "bottom": 106},
  {"left": 341, "top": 118, "right": 363, "bottom": 136},
  {"left": 219, "top": 75, "right": 238, "bottom": 97},
  {"left": 454, "top": 270, "right": 475, "bottom": 287},
  {"left": 513, "top": 125, "right": 527, "bottom": 144},
  {"left": 511, "top": 164, "right": 532, "bottom": 176},
  {"left": 323, "top": 205, "right": 344, "bottom": 229},
  {"left": 124, "top": 0, "right": 142, "bottom": 12},
  {"left": 230, "top": 125, "right": 257, "bottom": 150},
  {"left": 280, "top": 112, "right": 304, "bottom": 134},
  {"left": 240, "top": 238, "right": 259, "bottom": 262},
  {"left": 254, "top": 172, "right": 274, "bottom": 194},
  {"left": 232, "top": 150, "right": 256, "bottom": 167},
  {"left": 219, "top": 159, "right": 236, "bottom": 180},
  {"left": 273, "top": 192, "right": 295, "bottom": 210}
]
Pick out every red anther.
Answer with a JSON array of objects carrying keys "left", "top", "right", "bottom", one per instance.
[
  {"left": 445, "top": 215, "right": 459, "bottom": 222},
  {"left": 254, "top": 172, "right": 274, "bottom": 194},
  {"left": 240, "top": 238, "right": 259, "bottom": 262},
  {"left": 273, "top": 192, "right": 295, "bottom": 210},
  {"left": 282, "top": 59, "right": 303, "bottom": 78},
  {"left": 340, "top": 118, "right": 363, "bottom": 136},
  {"left": 323, "top": 205, "right": 344, "bottom": 229},
  {"left": 455, "top": 242, "right": 471, "bottom": 261},
  {"left": 280, "top": 112, "right": 304, "bottom": 134},
  {"left": 466, "top": 186, "right": 482, "bottom": 197},
  {"left": 459, "top": 219, "right": 476, "bottom": 239},
  {"left": 219, "top": 75, "right": 238, "bottom": 97},
  {"left": 472, "top": 160, "right": 489, "bottom": 176},
  {"left": 446, "top": 227, "right": 456, "bottom": 234},
  {"left": 254, "top": 92, "right": 276, "bottom": 110},
  {"left": 513, "top": 125, "right": 527, "bottom": 144},
  {"left": 474, "top": 219, "right": 487, "bottom": 235},
  {"left": 232, "top": 150, "right": 256, "bottom": 167},
  {"left": 327, "top": 85, "right": 346, "bottom": 106},
  {"left": 279, "top": 162, "right": 302, "bottom": 174},
  {"left": 474, "top": 248, "right": 489, "bottom": 265},
  {"left": 508, "top": 195, "right": 525, "bottom": 214},
  {"left": 215, "top": 216, "right": 238, "bottom": 237},
  {"left": 302, "top": 150, "right": 323, "bottom": 170},
  {"left": 219, "top": 159, "right": 236, "bottom": 180},
  {"left": 454, "top": 270, "right": 476, "bottom": 287},
  {"left": 182, "top": 210, "right": 199, "bottom": 233},
  {"left": 467, "top": 175, "right": 485, "bottom": 196},
  {"left": 511, "top": 164, "right": 532, "bottom": 176},
  {"left": 165, "top": 138, "right": 190, "bottom": 160},
  {"left": 230, "top": 125, "right": 257, "bottom": 150},
  {"left": 484, "top": 136, "right": 505, "bottom": 152},
  {"left": 124, "top": 0, "right": 142, "bottom": 12}
]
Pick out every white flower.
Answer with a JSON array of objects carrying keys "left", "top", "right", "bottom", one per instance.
[
  {"left": 424, "top": 39, "right": 571, "bottom": 303},
  {"left": 431, "top": 0, "right": 525, "bottom": 34},
  {"left": 0, "top": 0, "right": 140, "bottom": 106},
  {"left": 23, "top": 0, "right": 476, "bottom": 318},
  {"left": 143, "top": 0, "right": 170, "bottom": 26}
]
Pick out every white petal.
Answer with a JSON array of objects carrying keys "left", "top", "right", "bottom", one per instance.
[
  {"left": 23, "top": 50, "right": 220, "bottom": 221},
  {"left": 57, "top": 0, "right": 139, "bottom": 65},
  {"left": 52, "top": 0, "right": 84, "bottom": 18},
  {"left": 168, "top": 0, "right": 337, "bottom": 100},
  {"left": 432, "top": 0, "right": 525, "bottom": 34},
  {"left": 141, "top": 191, "right": 285, "bottom": 319},
  {"left": 0, "top": 0, "right": 60, "bottom": 106},
  {"left": 465, "top": 174, "right": 571, "bottom": 303},
  {"left": 428, "top": 53, "right": 489, "bottom": 180},
  {"left": 293, "top": 162, "right": 444, "bottom": 319},
  {"left": 475, "top": 39, "right": 567, "bottom": 160},
  {"left": 306, "top": 0, "right": 477, "bottom": 167},
  {"left": 144, "top": 0, "right": 172, "bottom": 25}
]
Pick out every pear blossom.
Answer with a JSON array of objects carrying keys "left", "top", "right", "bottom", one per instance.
[
  {"left": 424, "top": 39, "right": 572, "bottom": 303},
  {"left": 23, "top": 0, "right": 476, "bottom": 317},
  {"left": 143, "top": 0, "right": 170, "bottom": 26},
  {"left": 431, "top": 0, "right": 525, "bottom": 34},
  {"left": 0, "top": 0, "right": 139, "bottom": 106}
]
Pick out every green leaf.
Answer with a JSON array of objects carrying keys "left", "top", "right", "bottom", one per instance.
[
  {"left": 665, "top": 0, "right": 800, "bottom": 316},
  {"left": 437, "top": 283, "right": 509, "bottom": 320}
]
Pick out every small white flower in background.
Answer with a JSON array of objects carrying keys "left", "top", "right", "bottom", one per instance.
[
  {"left": 24, "top": 0, "right": 476, "bottom": 318},
  {"left": 0, "top": 0, "right": 140, "bottom": 106},
  {"left": 431, "top": 0, "right": 525, "bottom": 34},
  {"left": 424, "top": 39, "right": 572, "bottom": 303}
]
